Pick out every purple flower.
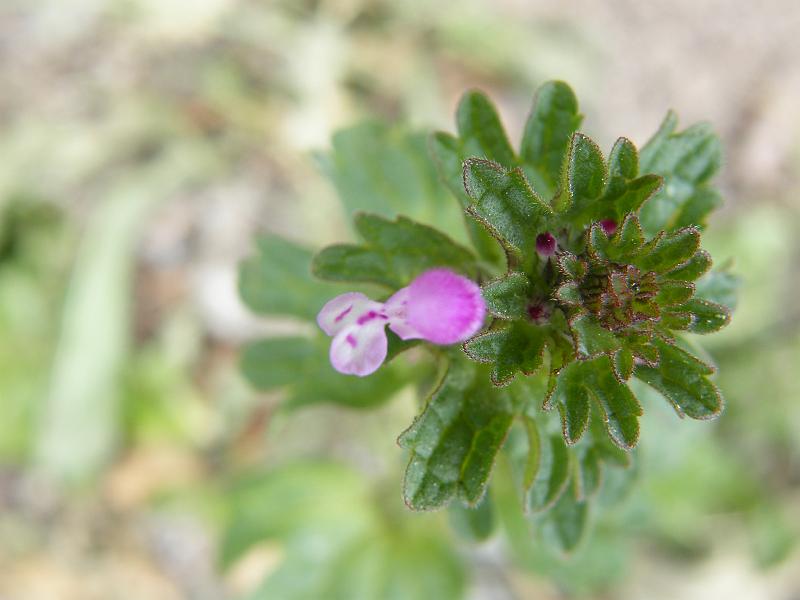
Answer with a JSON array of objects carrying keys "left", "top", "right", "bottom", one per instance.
[{"left": 317, "top": 268, "right": 486, "bottom": 377}]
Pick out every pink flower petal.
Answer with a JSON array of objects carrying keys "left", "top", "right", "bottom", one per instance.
[
  {"left": 402, "top": 268, "right": 485, "bottom": 345},
  {"left": 317, "top": 292, "right": 383, "bottom": 337},
  {"left": 329, "top": 322, "right": 388, "bottom": 377},
  {"left": 384, "top": 287, "right": 423, "bottom": 340}
]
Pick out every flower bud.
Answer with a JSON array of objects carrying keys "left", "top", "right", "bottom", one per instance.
[
  {"left": 600, "top": 219, "right": 618, "bottom": 236},
  {"left": 536, "top": 232, "right": 557, "bottom": 257}
]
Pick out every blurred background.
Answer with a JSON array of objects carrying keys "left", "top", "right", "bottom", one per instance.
[{"left": 1, "top": 0, "right": 799, "bottom": 598}]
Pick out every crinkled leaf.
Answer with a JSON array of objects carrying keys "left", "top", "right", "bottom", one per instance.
[
  {"left": 634, "top": 338, "right": 723, "bottom": 419},
  {"left": 463, "top": 322, "right": 548, "bottom": 386},
  {"left": 463, "top": 159, "right": 553, "bottom": 257},
  {"left": 399, "top": 357, "right": 517, "bottom": 510},
  {"left": 520, "top": 80, "right": 582, "bottom": 196},
  {"left": 482, "top": 272, "right": 533, "bottom": 320},
  {"left": 546, "top": 356, "right": 642, "bottom": 449},
  {"left": 312, "top": 213, "right": 476, "bottom": 288}
]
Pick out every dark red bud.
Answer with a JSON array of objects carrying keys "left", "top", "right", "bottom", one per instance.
[
  {"left": 527, "top": 302, "right": 552, "bottom": 324},
  {"left": 600, "top": 219, "right": 618, "bottom": 236},
  {"left": 536, "top": 232, "right": 557, "bottom": 256}
]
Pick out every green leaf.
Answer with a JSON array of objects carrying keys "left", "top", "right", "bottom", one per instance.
[
  {"left": 311, "top": 243, "right": 395, "bottom": 287},
  {"left": 634, "top": 338, "right": 723, "bottom": 419},
  {"left": 660, "top": 309, "right": 693, "bottom": 331},
  {"left": 527, "top": 431, "right": 571, "bottom": 512},
  {"left": 429, "top": 134, "right": 507, "bottom": 264},
  {"left": 588, "top": 416, "right": 633, "bottom": 468},
  {"left": 677, "top": 298, "right": 731, "bottom": 333},
  {"left": 654, "top": 280, "right": 695, "bottom": 306},
  {"left": 481, "top": 271, "right": 533, "bottom": 320},
  {"left": 241, "top": 336, "right": 408, "bottom": 410},
  {"left": 609, "top": 174, "right": 663, "bottom": 220},
  {"left": 672, "top": 187, "right": 722, "bottom": 230},
  {"left": 607, "top": 137, "right": 639, "bottom": 180},
  {"left": 662, "top": 249, "right": 712, "bottom": 282},
  {"left": 695, "top": 268, "right": 739, "bottom": 310},
  {"left": 312, "top": 213, "right": 476, "bottom": 289},
  {"left": 574, "top": 446, "right": 602, "bottom": 501},
  {"left": 253, "top": 529, "right": 464, "bottom": 600},
  {"left": 569, "top": 313, "right": 622, "bottom": 358},
  {"left": 557, "top": 133, "right": 606, "bottom": 218},
  {"left": 463, "top": 322, "right": 548, "bottom": 386},
  {"left": 554, "top": 281, "right": 582, "bottom": 305},
  {"left": 555, "top": 252, "right": 588, "bottom": 280},
  {"left": 399, "top": 357, "right": 517, "bottom": 509},
  {"left": 320, "top": 122, "right": 465, "bottom": 240},
  {"left": 639, "top": 111, "right": 722, "bottom": 235},
  {"left": 636, "top": 227, "right": 700, "bottom": 273},
  {"left": 520, "top": 80, "right": 582, "bottom": 195},
  {"left": 603, "top": 213, "right": 645, "bottom": 262},
  {"left": 456, "top": 90, "right": 516, "bottom": 167},
  {"left": 236, "top": 463, "right": 466, "bottom": 600},
  {"left": 546, "top": 356, "right": 642, "bottom": 449},
  {"left": 448, "top": 494, "right": 496, "bottom": 542},
  {"left": 220, "top": 461, "right": 373, "bottom": 568},
  {"left": 463, "top": 159, "right": 553, "bottom": 257},
  {"left": 613, "top": 347, "right": 635, "bottom": 381},
  {"left": 239, "top": 234, "right": 344, "bottom": 321},
  {"left": 540, "top": 487, "right": 589, "bottom": 555},
  {"left": 240, "top": 337, "right": 318, "bottom": 390},
  {"left": 603, "top": 138, "right": 663, "bottom": 220}
]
